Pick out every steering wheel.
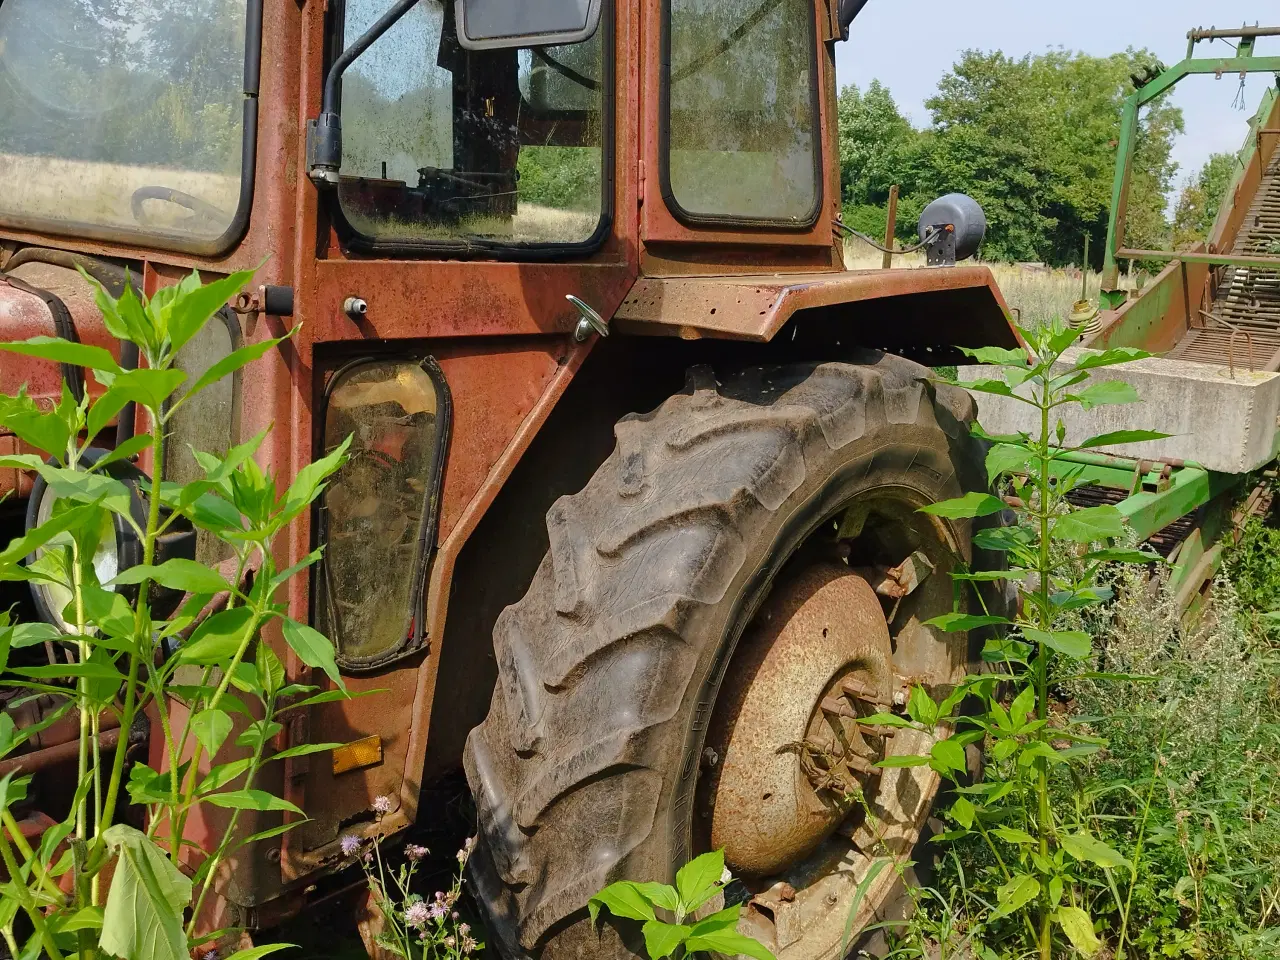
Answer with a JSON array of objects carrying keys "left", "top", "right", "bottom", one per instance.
[{"left": 130, "top": 186, "right": 229, "bottom": 232}]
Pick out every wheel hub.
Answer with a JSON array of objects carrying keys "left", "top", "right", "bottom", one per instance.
[{"left": 704, "top": 564, "right": 895, "bottom": 877}]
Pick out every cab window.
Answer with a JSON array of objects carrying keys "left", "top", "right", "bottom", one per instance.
[
  {"left": 336, "top": 0, "right": 608, "bottom": 250},
  {"left": 663, "top": 0, "right": 821, "bottom": 225}
]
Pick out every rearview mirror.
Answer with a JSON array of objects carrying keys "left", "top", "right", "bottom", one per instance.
[{"left": 455, "top": 0, "right": 602, "bottom": 50}]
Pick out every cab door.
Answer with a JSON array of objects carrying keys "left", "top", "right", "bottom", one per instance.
[{"left": 640, "top": 0, "right": 839, "bottom": 258}]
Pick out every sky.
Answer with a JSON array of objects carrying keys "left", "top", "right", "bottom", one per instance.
[{"left": 836, "top": 0, "right": 1278, "bottom": 198}]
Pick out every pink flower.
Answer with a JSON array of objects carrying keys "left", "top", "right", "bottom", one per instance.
[
  {"left": 340, "top": 834, "right": 361, "bottom": 857},
  {"left": 459, "top": 923, "right": 470, "bottom": 936},
  {"left": 373, "top": 795, "right": 392, "bottom": 815},
  {"left": 404, "top": 844, "right": 429, "bottom": 862},
  {"left": 456, "top": 836, "right": 476, "bottom": 864},
  {"left": 405, "top": 901, "right": 431, "bottom": 929}
]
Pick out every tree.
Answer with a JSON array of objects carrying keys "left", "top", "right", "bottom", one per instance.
[
  {"left": 836, "top": 49, "right": 1184, "bottom": 265},
  {"left": 1173, "top": 152, "right": 1238, "bottom": 248}
]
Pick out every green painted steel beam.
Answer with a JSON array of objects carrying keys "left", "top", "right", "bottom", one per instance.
[
  {"left": 1102, "top": 50, "right": 1280, "bottom": 293},
  {"left": 1115, "top": 249, "right": 1280, "bottom": 269}
]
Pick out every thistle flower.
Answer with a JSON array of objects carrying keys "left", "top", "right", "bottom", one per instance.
[
  {"left": 340, "top": 834, "right": 361, "bottom": 857},
  {"left": 373, "top": 795, "right": 392, "bottom": 815},
  {"left": 444, "top": 936, "right": 457, "bottom": 949},
  {"left": 405, "top": 901, "right": 431, "bottom": 929},
  {"left": 456, "top": 836, "right": 475, "bottom": 864},
  {"left": 459, "top": 923, "right": 471, "bottom": 936},
  {"left": 462, "top": 935, "right": 479, "bottom": 954},
  {"left": 404, "top": 844, "right": 429, "bottom": 862}
]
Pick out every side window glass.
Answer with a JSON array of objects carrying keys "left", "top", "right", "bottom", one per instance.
[
  {"left": 336, "top": 0, "right": 607, "bottom": 248},
  {"left": 316, "top": 358, "right": 451, "bottom": 668},
  {"left": 664, "top": 0, "right": 820, "bottom": 224}
]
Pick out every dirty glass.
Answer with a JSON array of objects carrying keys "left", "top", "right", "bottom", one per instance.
[
  {"left": 665, "top": 0, "right": 819, "bottom": 223},
  {"left": 338, "top": 0, "right": 605, "bottom": 247},
  {"left": 0, "top": 0, "right": 248, "bottom": 245},
  {"left": 317, "top": 360, "right": 446, "bottom": 664},
  {"left": 165, "top": 313, "right": 238, "bottom": 565}
]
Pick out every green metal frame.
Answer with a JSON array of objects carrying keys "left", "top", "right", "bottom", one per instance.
[{"left": 1101, "top": 28, "right": 1280, "bottom": 306}]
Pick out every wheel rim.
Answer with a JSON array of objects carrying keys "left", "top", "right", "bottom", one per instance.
[{"left": 695, "top": 489, "right": 967, "bottom": 960}]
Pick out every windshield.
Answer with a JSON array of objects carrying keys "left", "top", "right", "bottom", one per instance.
[
  {"left": 337, "top": 0, "right": 607, "bottom": 249},
  {"left": 0, "top": 0, "right": 249, "bottom": 247}
]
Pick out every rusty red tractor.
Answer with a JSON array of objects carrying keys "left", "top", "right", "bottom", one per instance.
[{"left": 0, "top": 0, "right": 1016, "bottom": 957}]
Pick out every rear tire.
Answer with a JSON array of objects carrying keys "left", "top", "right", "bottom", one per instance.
[{"left": 464, "top": 355, "right": 991, "bottom": 960}]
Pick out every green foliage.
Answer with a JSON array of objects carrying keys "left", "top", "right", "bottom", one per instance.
[
  {"left": 1173, "top": 152, "right": 1238, "bottom": 249},
  {"left": 0, "top": 269, "right": 354, "bottom": 960},
  {"left": 589, "top": 850, "right": 774, "bottom": 960},
  {"left": 882, "top": 320, "right": 1163, "bottom": 959},
  {"left": 838, "top": 49, "right": 1183, "bottom": 266}
]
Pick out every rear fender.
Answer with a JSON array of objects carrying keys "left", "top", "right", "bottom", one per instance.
[{"left": 613, "top": 266, "right": 1018, "bottom": 363}]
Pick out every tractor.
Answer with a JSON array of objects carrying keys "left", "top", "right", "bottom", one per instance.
[{"left": 0, "top": 1, "right": 1019, "bottom": 958}]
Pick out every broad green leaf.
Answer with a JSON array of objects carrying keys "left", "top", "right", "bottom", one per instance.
[
  {"left": 256, "top": 641, "right": 286, "bottom": 699},
  {"left": 687, "top": 906, "right": 740, "bottom": 936},
  {"left": 110, "top": 367, "right": 188, "bottom": 413},
  {"left": 0, "top": 770, "right": 30, "bottom": 812},
  {"left": 856, "top": 712, "right": 914, "bottom": 729},
  {"left": 1047, "top": 322, "right": 1082, "bottom": 354},
  {"left": 985, "top": 443, "right": 1031, "bottom": 484},
  {"left": 270, "top": 548, "right": 324, "bottom": 590},
  {"left": 1073, "top": 347, "right": 1151, "bottom": 370},
  {"left": 281, "top": 618, "right": 346, "bottom": 692},
  {"left": 111, "top": 558, "right": 232, "bottom": 595},
  {"left": 675, "top": 848, "right": 726, "bottom": 911},
  {"left": 1018, "top": 742, "right": 1069, "bottom": 767},
  {"left": 641, "top": 920, "right": 691, "bottom": 960},
  {"left": 220, "top": 947, "right": 299, "bottom": 960},
  {"left": 279, "top": 435, "right": 353, "bottom": 526},
  {"left": 930, "top": 738, "right": 967, "bottom": 775},
  {"left": 184, "top": 333, "right": 292, "bottom": 404},
  {"left": 1082, "top": 547, "right": 1162, "bottom": 565},
  {"left": 86, "top": 385, "right": 134, "bottom": 442},
  {"left": 906, "top": 685, "right": 939, "bottom": 727},
  {"left": 919, "top": 492, "right": 1007, "bottom": 520},
  {"left": 950, "top": 796, "right": 975, "bottom": 829},
  {"left": 588, "top": 881, "right": 658, "bottom": 927},
  {"left": 992, "top": 826, "right": 1036, "bottom": 845},
  {"left": 176, "top": 606, "right": 256, "bottom": 666},
  {"left": 91, "top": 433, "right": 154, "bottom": 472},
  {"left": 1053, "top": 505, "right": 1125, "bottom": 544},
  {"left": 1072, "top": 380, "right": 1139, "bottom": 411},
  {"left": 684, "top": 928, "right": 776, "bottom": 960},
  {"left": 992, "top": 873, "right": 1040, "bottom": 919},
  {"left": 13, "top": 661, "right": 124, "bottom": 682},
  {"left": 1076, "top": 429, "right": 1171, "bottom": 450},
  {"left": 982, "top": 637, "right": 1031, "bottom": 664},
  {"left": 1055, "top": 906, "right": 1101, "bottom": 956},
  {"left": 0, "top": 713, "right": 15, "bottom": 758},
  {"left": 954, "top": 378, "right": 1018, "bottom": 398},
  {"left": 100, "top": 824, "right": 192, "bottom": 960},
  {"left": 191, "top": 709, "right": 233, "bottom": 757},
  {"left": 1023, "top": 627, "right": 1092, "bottom": 659},
  {"left": 165, "top": 268, "right": 257, "bottom": 356},
  {"left": 204, "top": 790, "right": 304, "bottom": 815},
  {"left": 269, "top": 742, "right": 346, "bottom": 762},
  {"left": 958, "top": 345, "right": 1031, "bottom": 366},
  {"left": 276, "top": 688, "right": 382, "bottom": 713},
  {"left": 0, "top": 336, "right": 121, "bottom": 375},
  {"left": 1060, "top": 831, "right": 1130, "bottom": 871},
  {"left": 77, "top": 266, "right": 149, "bottom": 346},
  {"left": 196, "top": 759, "right": 253, "bottom": 794},
  {"left": 235, "top": 720, "right": 283, "bottom": 750},
  {"left": 1009, "top": 684, "right": 1036, "bottom": 729},
  {"left": 239, "top": 821, "right": 308, "bottom": 846},
  {"left": 924, "top": 612, "right": 1011, "bottom": 632},
  {"left": 875, "top": 754, "right": 931, "bottom": 768},
  {"left": 57, "top": 906, "right": 105, "bottom": 933}
]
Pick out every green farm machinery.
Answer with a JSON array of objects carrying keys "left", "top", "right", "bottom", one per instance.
[{"left": 964, "top": 24, "right": 1280, "bottom": 615}]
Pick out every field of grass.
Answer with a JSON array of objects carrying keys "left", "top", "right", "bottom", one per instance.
[{"left": 843, "top": 236, "right": 1140, "bottom": 328}]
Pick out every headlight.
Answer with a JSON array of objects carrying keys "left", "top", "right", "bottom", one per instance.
[{"left": 25, "top": 448, "right": 192, "bottom": 632}]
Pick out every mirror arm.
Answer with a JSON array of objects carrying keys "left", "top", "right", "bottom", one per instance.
[
  {"left": 837, "top": 0, "right": 870, "bottom": 40},
  {"left": 308, "top": 0, "right": 423, "bottom": 186}
]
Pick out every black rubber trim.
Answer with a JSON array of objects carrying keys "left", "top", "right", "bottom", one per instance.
[
  {"left": 312, "top": 354, "right": 453, "bottom": 673},
  {"left": 0, "top": 0, "right": 263, "bottom": 257},
  {"left": 326, "top": 0, "right": 615, "bottom": 261},
  {"left": 657, "top": 0, "right": 824, "bottom": 231},
  {"left": 1, "top": 273, "right": 86, "bottom": 403}
]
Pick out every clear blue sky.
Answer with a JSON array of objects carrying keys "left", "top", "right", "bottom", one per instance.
[{"left": 836, "top": 1, "right": 1278, "bottom": 197}]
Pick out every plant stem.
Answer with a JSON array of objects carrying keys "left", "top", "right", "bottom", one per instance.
[
  {"left": 0, "top": 823, "right": 66, "bottom": 960},
  {"left": 1036, "top": 377, "right": 1053, "bottom": 960},
  {"left": 1, "top": 807, "right": 67, "bottom": 903}
]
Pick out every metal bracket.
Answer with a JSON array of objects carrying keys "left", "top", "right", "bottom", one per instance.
[{"left": 567, "top": 294, "right": 609, "bottom": 342}]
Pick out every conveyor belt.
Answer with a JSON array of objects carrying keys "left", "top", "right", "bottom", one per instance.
[{"left": 1169, "top": 144, "right": 1280, "bottom": 368}]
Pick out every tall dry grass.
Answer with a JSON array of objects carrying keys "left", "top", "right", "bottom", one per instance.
[{"left": 843, "top": 236, "right": 1140, "bottom": 327}]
